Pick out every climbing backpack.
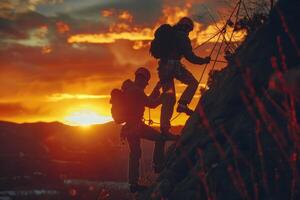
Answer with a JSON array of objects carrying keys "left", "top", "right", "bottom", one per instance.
[
  {"left": 150, "top": 24, "right": 176, "bottom": 59},
  {"left": 110, "top": 88, "right": 129, "bottom": 124},
  {"left": 110, "top": 79, "right": 136, "bottom": 124}
]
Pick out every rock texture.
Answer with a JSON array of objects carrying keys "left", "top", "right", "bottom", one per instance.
[{"left": 139, "top": 0, "right": 300, "bottom": 199}]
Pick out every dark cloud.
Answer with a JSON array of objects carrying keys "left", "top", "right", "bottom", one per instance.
[
  {"left": 0, "top": 0, "right": 64, "bottom": 20},
  {"left": 0, "top": 11, "right": 52, "bottom": 42},
  {"left": 71, "top": 0, "right": 163, "bottom": 25},
  {"left": 0, "top": 18, "right": 27, "bottom": 39}
]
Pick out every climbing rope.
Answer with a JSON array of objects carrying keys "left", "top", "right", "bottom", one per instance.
[
  {"left": 197, "top": 0, "right": 243, "bottom": 86},
  {"left": 145, "top": 108, "right": 182, "bottom": 126},
  {"left": 211, "top": 36, "right": 226, "bottom": 73},
  {"left": 198, "top": 29, "right": 223, "bottom": 85}
]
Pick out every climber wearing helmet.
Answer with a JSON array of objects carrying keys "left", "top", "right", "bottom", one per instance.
[
  {"left": 117, "top": 67, "right": 179, "bottom": 193},
  {"left": 156, "top": 17, "right": 211, "bottom": 134}
]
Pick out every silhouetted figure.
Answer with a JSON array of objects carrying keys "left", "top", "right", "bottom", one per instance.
[
  {"left": 150, "top": 17, "right": 211, "bottom": 134},
  {"left": 111, "top": 67, "right": 178, "bottom": 193}
]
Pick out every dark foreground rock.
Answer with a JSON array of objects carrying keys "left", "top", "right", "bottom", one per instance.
[{"left": 139, "top": 0, "right": 300, "bottom": 199}]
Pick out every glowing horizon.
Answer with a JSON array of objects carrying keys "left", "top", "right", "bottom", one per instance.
[{"left": 63, "top": 109, "right": 113, "bottom": 127}]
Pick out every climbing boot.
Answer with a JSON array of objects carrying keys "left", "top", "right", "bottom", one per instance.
[{"left": 176, "top": 104, "right": 193, "bottom": 116}]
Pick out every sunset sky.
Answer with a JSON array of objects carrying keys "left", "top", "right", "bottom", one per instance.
[{"left": 0, "top": 0, "right": 246, "bottom": 126}]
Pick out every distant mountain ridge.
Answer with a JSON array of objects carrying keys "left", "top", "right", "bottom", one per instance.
[
  {"left": 0, "top": 120, "right": 182, "bottom": 189},
  {"left": 0, "top": 120, "right": 126, "bottom": 185}
]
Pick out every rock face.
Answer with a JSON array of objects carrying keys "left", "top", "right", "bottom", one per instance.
[{"left": 139, "top": 0, "right": 300, "bottom": 199}]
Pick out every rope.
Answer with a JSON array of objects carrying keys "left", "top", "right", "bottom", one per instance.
[
  {"left": 211, "top": 36, "right": 226, "bottom": 73},
  {"left": 144, "top": 111, "right": 182, "bottom": 125},
  {"left": 203, "top": 5, "right": 231, "bottom": 48},
  {"left": 194, "top": 0, "right": 243, "bottom": 53},
  {"left": 193, "top": 28, "right": 225, "bottom": 51},
  {"left": 242, "top": 1, "right": 251, "bottom": 20},
  {"left": 198, "top": 0, "right": 243, "bottom": 86},
  {"left": 170, "top": 113, "right": 181, "bottom": 122},
  {"left": 198, "top": 31, "right": 222, "bottom": 85},
  {"left": 227, "top": 0, "right": 242, "bottom": 47}
]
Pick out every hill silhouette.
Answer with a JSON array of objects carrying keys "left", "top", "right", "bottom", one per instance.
[
  {"left": 138, "top": 0, "right": 300, "bottom": 199},
  {"left": 0, "top": 120, "right": 182, "bottom": 190},
  {"left": 0, "top": 121, "right": 126, "bottom": 187}
]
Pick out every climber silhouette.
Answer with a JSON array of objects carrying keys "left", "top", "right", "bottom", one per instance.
[
  {"left": 111, "top": 67, "right": 179, "bottom": 193},
  {"left": 150, "top": 17, "right": 211, "bottom": 135}
]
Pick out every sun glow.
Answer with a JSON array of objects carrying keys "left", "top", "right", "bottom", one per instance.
[{"left": 64, "top": 110, "right": 112, "bottom": 126}]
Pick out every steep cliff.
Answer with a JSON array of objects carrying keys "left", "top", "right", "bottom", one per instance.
[{"left": 139, "top": 0, "right": 300, "bottom": 199}]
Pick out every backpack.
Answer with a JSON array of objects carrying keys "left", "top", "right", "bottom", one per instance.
[
  {"left": 150, "top": 24, "right": 176, "bottom": 59},
  {"left": 110, "top": 79, "right": 135, "bottom": 124},
  {"left": 110, "top": 88, "right": 128, "bottom": 124}
]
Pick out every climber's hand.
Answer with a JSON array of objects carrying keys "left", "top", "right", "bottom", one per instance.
[
  {"left": 150, "top": 81, "right": 161, "bottom": 98},
  {"left": 203, "top": 56, "right": 211, "bottom": 64}
]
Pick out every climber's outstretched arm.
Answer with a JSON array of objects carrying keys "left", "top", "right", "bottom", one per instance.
[
  {"left": 178, "top": 32, "right": 211, "bottom": 65},
  {"left": 146, "top": 82, "right": 162, "bottom": 108}
]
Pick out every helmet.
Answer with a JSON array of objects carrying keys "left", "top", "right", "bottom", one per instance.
[
  {"left": 135, "top": 67, "right": 151, "bottom": 81},
  {"left": 177, "top": 17, "right": 194, "bottom": 32}
]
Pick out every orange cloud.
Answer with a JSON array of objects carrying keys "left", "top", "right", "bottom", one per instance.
[
  {"left": 109, "top": 23, "right": 131, "bottom": 32},
  {"left": 68, "top": 3, "right": 246, "bottom": 50},
  {"left": 47, "top": 93, "right": 110, "bottom": 102},
  {"left": 68, "top": 29, "right": 153, "bottom": 44},
  {"left": 194, "top": 21, "right": 247, "bottom": 45},
  {"left": 102, "top": 9, "right": 114, "bottom": 17},
  {"left": 160, "top": 6, "right": 189, "bottom": 25},
  {"left": 42, "top": 46, "right": 52, "bottom": 54},
  {"left": 118, "top": 11, "right": 133, "bottom": 22},
  {"left": 56, "top": 21, "right": 70, "bottom": 34},
  {"left": 67, "top": 23, "right": 245, "bottom": 48},
  {"left": 133, "top": 41, "right": 149, "bottom": 50}
]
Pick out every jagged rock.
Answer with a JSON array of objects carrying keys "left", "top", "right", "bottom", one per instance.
[{"left": 139, "top": 0, "right": 300, "bottom": 199}]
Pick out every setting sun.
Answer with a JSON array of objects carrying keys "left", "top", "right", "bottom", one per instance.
[{"left": 64, "top": 110, "right": 112, "bottom": 126}]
